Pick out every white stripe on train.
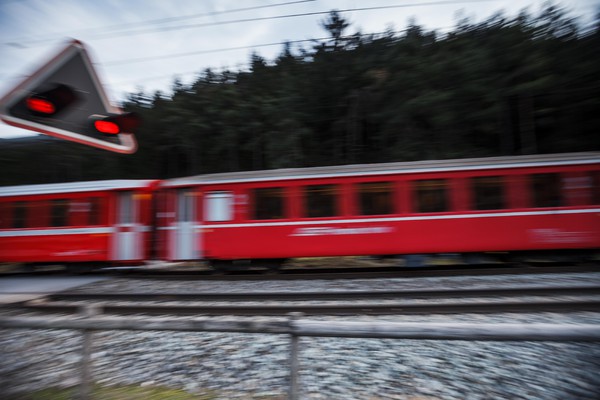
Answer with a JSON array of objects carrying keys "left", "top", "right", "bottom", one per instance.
[
  {"left": 0, "top": 225, "right": 151, "bottom": 237},
  {"left": 199, "top": 208, "right": 600, "bottom": 229}
]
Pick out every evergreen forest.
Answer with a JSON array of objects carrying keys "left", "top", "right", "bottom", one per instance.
[{"left": 1, "top": 5, "right": 599, "bottom": 186}]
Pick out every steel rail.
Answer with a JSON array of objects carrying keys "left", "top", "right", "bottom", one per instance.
[
  {"left": 46, "top": 285, "right": 600, "bottom": 302},
  {"left": 1, "top": 263, "right": 596, "bottom": 280},
  {"left": 121, "top": 264, "right": 600, "bottom": 280}
]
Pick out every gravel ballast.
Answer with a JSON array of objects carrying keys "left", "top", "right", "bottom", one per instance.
[{"left": 1, "top": 272, "right": 599, "bottom": 399}]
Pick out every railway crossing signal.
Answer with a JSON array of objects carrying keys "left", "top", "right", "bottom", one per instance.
[{"left": 0, "top": 39, "right": 138, "bottom": 154}]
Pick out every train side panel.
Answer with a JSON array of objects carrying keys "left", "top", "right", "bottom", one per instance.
[
  {"left": 200, "top": 210, "right": 599, "bottom": 259},
  {"left": 0, "top": 229, "right": 112, "bottom": 263},
  {"left": 0, "top": 180, "right": 157, "bottom": 265},
  {"left": 0, "top": 193, "right": 112, "bottom": 263},
  {"left": 191, "top": 162, "right": 600, "bottom": 261}
]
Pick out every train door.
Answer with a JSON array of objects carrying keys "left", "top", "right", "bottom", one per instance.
[
  {"left": 173, "top": 189, "right": 198, "bottom": 260},
  {"left": 113, "top": 191, "right": 142, "bottom": 261}
]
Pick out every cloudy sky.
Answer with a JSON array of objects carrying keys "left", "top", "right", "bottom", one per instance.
[{"left": 0, "top": 0, "right": 597, "bottom": 138}]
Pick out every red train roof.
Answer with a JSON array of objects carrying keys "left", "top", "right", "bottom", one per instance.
[
  {"left": 0, "top": 179, "right": 156, "bottom": 197},
  {"left": 162, "top": 152, "right": 600, "bottom": 188}
]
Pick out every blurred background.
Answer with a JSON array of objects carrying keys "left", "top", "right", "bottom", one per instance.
[{"left": 0, "top": 0, "right": 598, "bottom": 186}]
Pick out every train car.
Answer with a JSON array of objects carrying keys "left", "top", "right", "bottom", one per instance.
[
  {"left": 0, "top": 180, "right": 157, "bottom": 266},
  {"left": 158, "top": 152, "right": 600, "bottom": 267}
]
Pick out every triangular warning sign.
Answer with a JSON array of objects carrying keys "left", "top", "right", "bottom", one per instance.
[{"left": 0, "top": 39, "right": 137, "bottom": 154}]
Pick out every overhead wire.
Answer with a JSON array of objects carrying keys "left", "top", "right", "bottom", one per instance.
[
  {"left": 104, "top": 36, "right": 339, "bottom": 66},
  {"left": 84, "top": 0, "right": 500, "bottom": 40},
  {"left": 2, "top": 0, "right": 316, "bottom": 47},
  {"left": 4, "top": 0, "right": 499, "bottom": 46},
  {"left": 104, "top": 25, "right": 456, "bottom": 67},
  {"left": 3, "top": 0, "right": 499, "bottom": 93},
  {"left": 106, "top": 27, "right": 456, "bottom": 87}
]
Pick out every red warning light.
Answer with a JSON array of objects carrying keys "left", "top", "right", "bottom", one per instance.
[
  {"left": 94, "top": 120, "right": 120, "bottom": 134},
  {"left": 26, "top": 97, "right": 56, "bottom": 115},
  {"left": 23, "top": 84, "right": 77, "bottom": 117},
  {"left": 89, "top": 112, "right": 140, "bottom": 136}
]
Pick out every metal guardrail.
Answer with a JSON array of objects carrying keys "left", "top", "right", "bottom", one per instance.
[{"left": 1, "top": 306, "right": 599, "bottom": 400}]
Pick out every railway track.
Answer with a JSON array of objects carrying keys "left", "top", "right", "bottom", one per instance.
[
  {"left": 41, "top": 284, "right": 600, "bottom": 301},
  {"left": 110, "top": 263, "right": 600, "bottom": 280},
  {"left": 2, "top": 262, "right": 598, "bottom": 280},
  {"left": 5, "top": 285, "right": 600, "bottom": 316}
]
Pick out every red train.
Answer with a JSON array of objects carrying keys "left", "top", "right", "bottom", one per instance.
[
  {"left": 0, "top": 180, "right": 157, "bottom": 265},
  {"left": 1, "top": 152, "right": 599, "bottom": 268}
]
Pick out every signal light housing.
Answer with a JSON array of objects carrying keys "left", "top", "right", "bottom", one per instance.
[
  {"left": 89, "top": 112, "right": 141, "bottom": 136},
  {"left": 25, "top": 83, "right": 77, "bottom": 116},
  {"left": 0, "top": 39, "right": 139, "bottom": 153}
]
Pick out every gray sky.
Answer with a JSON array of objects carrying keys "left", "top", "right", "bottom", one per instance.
[{"left": 0, "top": 0, "right": 597, "bottom": 138}]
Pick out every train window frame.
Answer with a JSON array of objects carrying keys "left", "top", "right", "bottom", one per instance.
[
  {"left": 531, "top": 173, "right": 563, "bottom": 208},
  {"left": 413, "top": 179, "right": 449, "bottom": 213},
  {"left": 471, "top": 176, "right": 506, "bottom": 210},
  {"left": 88, "top": 197, "right": 103, "bottom": 226},
  {"left": 357, "top": 181, "right": 394, "bottom": 216},
  {"left": 50, "top": 199, "right": 69, "bottom": 227},
  {"left": 304, "top": 184, "right": 339, "bottom": 218},
  {"left": 252, "top": 187, "right": 286, "bottom": 220}
]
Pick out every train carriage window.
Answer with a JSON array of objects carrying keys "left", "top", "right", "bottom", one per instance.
[
  {"left": 305, "top": 185, "right": 338, "bottom": 218},
  {"left": 178, "top": 190, "right": 195, "bottom": 222},
  {"left": 12, "top": 201, "right": 27, "bottom": 228},
  {"left": 531, "top": 173, "right": 563, "bottom": 208},
  {"left": 252, "top": 187, "right": 285, "bottom": 220},
  {"left": 592, "top": 171, "right": 600, "bottom": 205},
  {"left": 118, "top": 192, "right": 134, "bottom": 224},
  {"left": 0, "top": 202, "right": 9, "bottom": 228},
  {"left": 205, "top": 191, "right": 233, "bottom": 222},
  {"left": 50, "top": 199, "right": 69, "bottom": 227},
  {"left": 28, "top": 200, "right": 48, "bottom": 227},
  {"left": 413, "top": 179, "right": 449, "bottom": 213},
  {"left": 358, "top": 182, "right": 393, "bottom": 215},
  {"left": 471, "top": 176, "right": 505, "bottom": 210}
]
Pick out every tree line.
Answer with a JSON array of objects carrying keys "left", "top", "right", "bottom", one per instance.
[{"left": 1, "top": 4, "right": 598, "bottom": 186}]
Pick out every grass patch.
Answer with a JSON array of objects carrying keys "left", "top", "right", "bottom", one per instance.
[{"left": 5, "top": 384, "right": 218, "bottom": 400}]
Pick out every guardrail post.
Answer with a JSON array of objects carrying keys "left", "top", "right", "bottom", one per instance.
[
  {"left": 78, "top": 304, "right": 102, "bottom": 400},
  {"left": 288, "top": 312, "right": 303, "bottom": 400}
]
